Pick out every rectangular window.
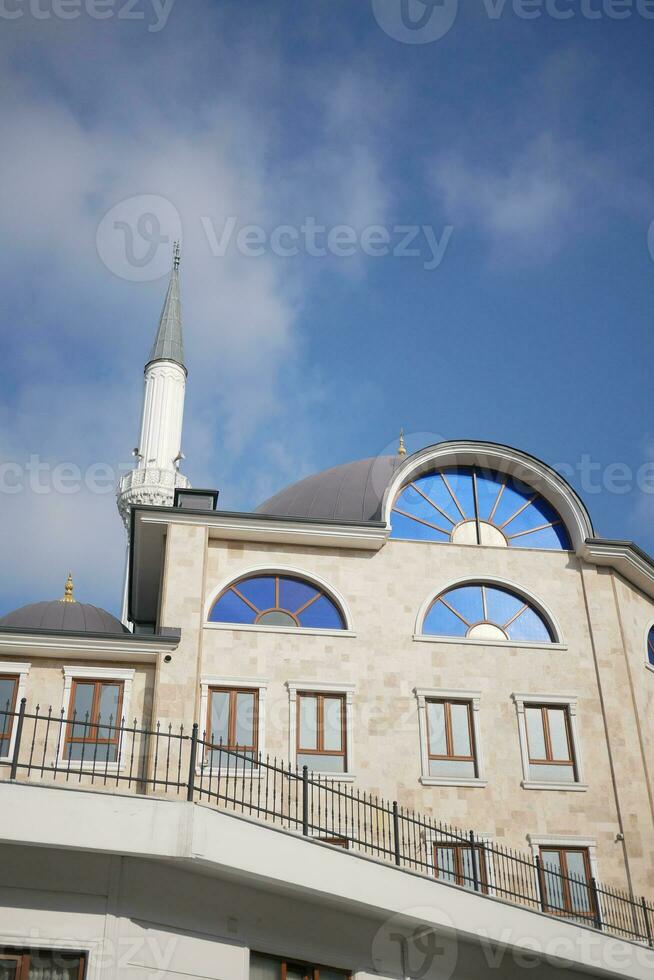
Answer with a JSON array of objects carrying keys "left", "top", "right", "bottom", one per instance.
[
  {"left": 297, "top": 693, "right": 346, "bottom": 774},
  {"left": 0, "top": 948, "right": 86, "bottom": 979},
  {"left": 433, "top": 843, "right": 488, "bottom": 892},
  {"left": 206, "top": 687, "right": 258, "bottom": 768},
  {"left": 250, "top": 952, "right": 350, "bottom": 979},
  {"left": 64, "top": 679, "right": 123, "bottom": 763},
  {"left": 0, "top": 675, "right": 19, "bottom": 757},
  {"left": 539, "top": 847, "right": 594, "bottom": 918},
  {"left": 525, "top": 705, "right": 576, "bottom": 782},
  {"left": 426, "top": 699, "right": 477, "bottom": 779}
]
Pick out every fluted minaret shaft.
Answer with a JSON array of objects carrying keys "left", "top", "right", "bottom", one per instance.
[{"left": 117, "top": 243, "right": 190, "bottom": 532}]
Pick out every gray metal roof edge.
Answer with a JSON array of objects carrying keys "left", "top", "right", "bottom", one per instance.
[{"left": 0, "top": 626, "right": 181, "bottom": 643}]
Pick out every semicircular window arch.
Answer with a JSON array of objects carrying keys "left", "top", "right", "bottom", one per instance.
[
  {"left": 648, "top": 626, "right": 654, "bottom": 667},
  {"left": 209, "top": 574, "right": 346, "bottom": 630},
  {"left": 423, "top": 583, "right": 555, "bottom": 643},
  {"left": 391, "top": 466, "right": 571, "bottom": 551}
]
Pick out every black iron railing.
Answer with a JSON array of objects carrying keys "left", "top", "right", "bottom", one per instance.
[{"left": 2, "top": 699, "right": 653, "bottom": 947}]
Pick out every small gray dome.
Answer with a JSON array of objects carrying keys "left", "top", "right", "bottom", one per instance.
[
  {"left": 0, "top": 601, "right": 128, "bottom": 634},
  {"left": 256, "top": 455, "right": 403, "bottom": 523}
]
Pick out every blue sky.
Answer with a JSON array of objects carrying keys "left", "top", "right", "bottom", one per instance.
[{"left": 1, "top": 0, "right": 653, "bottom": 616}]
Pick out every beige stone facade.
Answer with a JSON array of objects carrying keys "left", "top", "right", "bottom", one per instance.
[
  {"left": 144, "top": 524, "right": 652, "bottom": 897},
  {"left": 2, "top": 443, "right": 654, "bottom": 909}
]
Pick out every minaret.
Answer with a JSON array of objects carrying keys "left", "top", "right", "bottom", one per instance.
[{"left": 117, "top": 243, "right": 191, "bottom": 532}]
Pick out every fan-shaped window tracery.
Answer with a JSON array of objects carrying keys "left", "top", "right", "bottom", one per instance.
[
  {"left": 391, "top": 466, "right": 571, "bottom": 550},
  {"left": 423, "top": 583, "right": 554, "bottom": 643},
  {"left": 209, "top": 574, "right": 345, "bottom": 630}
]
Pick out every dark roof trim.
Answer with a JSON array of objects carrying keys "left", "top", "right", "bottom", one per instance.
[{"left": 0, "top": 625, "right": 180, "bottom": 644}]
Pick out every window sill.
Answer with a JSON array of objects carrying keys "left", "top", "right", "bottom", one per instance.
[
  {"left": 413, "top": 635, "right": 566, "bottom": 652},
  {"left": 420, "top": 777, "right": 488, "bottom": 788},
  {"left": 304, "top": 772, "right": 356, "bottom": 783},
  {"left": 197, "top": 768, "right": 263, "bottom": 779},
  {"left": 205, "top": 622, "right": 356, "bottom": 639},
  {"left": 521, "top": 780, "right": 587, "bottom": 792},
  {"left": 57, "top": 762, "right": 124, "bottom": 773}
]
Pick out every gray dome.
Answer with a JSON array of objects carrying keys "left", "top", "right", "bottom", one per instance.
[
  {"left": 257, "top": 455, "right": 403, "bottom": 523},
  {"left": 0, "top": 601, "right": 128, "bottom": 634}
]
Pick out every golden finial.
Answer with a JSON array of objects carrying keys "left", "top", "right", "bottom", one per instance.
[
  {"left": 398, "top": 428, "right": 407, "bottom": 457},
  {"left": 173, "top": 241, "right": 181, "bottom": 270},
  {"left": 60, "top": 572, "right": 76, "bottom": 604}
]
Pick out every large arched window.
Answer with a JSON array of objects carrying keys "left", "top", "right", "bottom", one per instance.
[
  {"left": 209, "top": 574, "right": 346, "bottom": 630},
  {"left": 391, "top": 466, "right": 571, "bottom": 550},
  {"left": 423, "top": 583, "right": 554, "bottom": 643},
  {"left": 648, "top": 626, "right": 654, "bottom": 667}
]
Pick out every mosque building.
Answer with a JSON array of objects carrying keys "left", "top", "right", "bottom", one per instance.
[{"left": 1, "top": 253, "right": 653, "bottom": 980}]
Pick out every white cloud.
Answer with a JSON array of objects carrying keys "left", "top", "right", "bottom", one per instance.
[
  {"left": 0, "top": 10, "right": 394, "bottom": 614},
  {"left": 428, "top": 47, "right": 654, "bottom": 264},
  {"left": 430, "top": 133, "right": 594, "bottom": 261}
]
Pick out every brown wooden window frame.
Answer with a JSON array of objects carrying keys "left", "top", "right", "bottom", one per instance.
[
  {"left": 251, "top": 951, "right": 351, "bottom": 979},
  {"left": 0, "top": 947, "right": 87, "bottom": 979},
  {"left": 432, "top": 841, "right": 489, "bottom": 893},
  {"left": 297, "top": 692, "right": 347, "bottom": 768},
  {"left": 525, "top": 704, "right": 577, "bottom": 776},
  {"left": 0, "top": 674, "right": 19, "bottom": 756},
  {"left": 318, "top": 836, "right": 350, "bottom": 849},
  {"left": 426, "top": 698, "right": 478, "bottom": 774},
  {"left": 64, "top": 679, "right": 124, "bottom": 761},
  {"left": 538, "top": 846, "right": 595, "bottom": 919},
  {"left": 206, "top": 686, "right": 259, "bottom": 757}
]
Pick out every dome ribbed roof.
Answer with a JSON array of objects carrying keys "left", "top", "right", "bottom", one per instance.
[
  {"left": 0, "top": 601, "right": 128, "bottom": 634},
  {"left": 256, "top": 455, "right": 403, "bottom": 523}
]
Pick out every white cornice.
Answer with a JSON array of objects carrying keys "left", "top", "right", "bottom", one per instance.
[
  {"left": 0, "top": 633, "right": 178, "bottom": 663},
  {"left": 582, "top": 540, "right": 654, "bottom": 599},
  {"left": 138, "top": 510, "right": 389, "bottom": 551}
]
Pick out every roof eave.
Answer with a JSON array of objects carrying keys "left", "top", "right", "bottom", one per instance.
[{"left": 582, "top": 537, "right": 654, "bottom": 599}]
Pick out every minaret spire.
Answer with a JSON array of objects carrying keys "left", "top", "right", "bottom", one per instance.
[
  {"left": 117, "top": 245, "right": 191, "bottom": 535},
  {"left": 149, "top": 242, "right": 185, "bottom": 370}
]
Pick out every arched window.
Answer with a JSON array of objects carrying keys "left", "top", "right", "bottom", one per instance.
[
  {"left": 648, "top": 626, "right": 654, "bottom": 667},
  {"left": 209, "top": 574, "right": 345, "bottom": 630},
  {"left": 423, "top": 583, "right": 554, "bottom": 643},
  {"left": 391, "top": 466, "right": 571, "bottom": 550}
]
